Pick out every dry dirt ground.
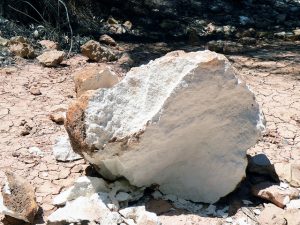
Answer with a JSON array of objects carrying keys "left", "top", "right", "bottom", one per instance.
[{"left": 0, "top": 41, "right": 299, "bottom": 224}]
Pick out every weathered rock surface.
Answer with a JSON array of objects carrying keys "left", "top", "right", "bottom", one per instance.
[
  {"left": 81, "top": 40, "right": 117, "bottom": 62},
  {"left": 73, "top": 65, "right": 119, "bottom": 97},
  {"left": 37, "top": 50, "right": 65, "bottom": 67},
  {"left": 65, "top": 50, "right": 264, "bottom": 203},
  {"left": 0, "top": 171, "right": 38, "bottom": 223}
]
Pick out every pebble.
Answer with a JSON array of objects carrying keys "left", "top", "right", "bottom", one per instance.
[
  {"left": 28, "top": 147, "right": 44, "bottom": 156},
  {"left": 29, "top": 86, "right": 41, "bottom": 95}
]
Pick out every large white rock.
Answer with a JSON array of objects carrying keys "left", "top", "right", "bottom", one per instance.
[{"left": 65, "top": 50, "right": 264, "bottom": 203}]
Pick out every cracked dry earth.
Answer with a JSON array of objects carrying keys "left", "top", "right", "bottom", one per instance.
[{"left": 0, "top": 41, "right": 300, "bottom": 225}]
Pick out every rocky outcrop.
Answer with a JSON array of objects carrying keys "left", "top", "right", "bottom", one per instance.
[{"left": 65, "top": 50, "right": 264, "bottom": 203}]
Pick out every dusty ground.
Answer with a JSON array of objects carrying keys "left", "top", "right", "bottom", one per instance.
[{"left": 0, "top": 41, "right": 299, "bottom": 224}]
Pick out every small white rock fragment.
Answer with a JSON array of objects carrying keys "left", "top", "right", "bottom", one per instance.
[
  {"left": 119, "top": 206, "right": 160, "bottom": 225},
  {"left": 53, "top": 136, "right": 82, "bottom": 161},
  {"left": 48, "top": 193, "right": 120, "bottom": 225},
  {"left": 237, "top": 217, "right": 250, "bottom": 225},
  {"left": 53, "top": 176, "right": 109, "bottom": 206},
  {"left": 280, "top": 182, "right": 289, "bottom": 189},
  {"left": 253, "top": 208, "right": 261, "bottom": 215},
  {"left": 28, "top": 147, "right": 44, "bottom": 156},
  {"left": 286, "top": 199, "right": 300, "bottom": 209},
  {"left": 225, "top": 217, "right": 233, "bottom": 223}
]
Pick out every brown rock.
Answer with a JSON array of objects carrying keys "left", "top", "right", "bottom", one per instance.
[
  {"left": 99, "top": 34, "right": 117, "bottom": 46},
  {"left": 39, "top": 40, "right": 59, "bottom": 50},
  {"left": 80, "top": 40, "right": 117, "bottom": 62},
  {"left": 0, "top": 171, "right": 38, "bottom": 223},
  {"left": 258, "top": 204, "right": 286, "bottom": 225},
  {"left": 65, "top": 91, "right": 95, "bottom": 155},
  {"left": 37, "top": 50, "right": 65, "bottom": 67},
  {"left": 252, "top": 182, "right": 300, "bottom": 208},
  {"left": 73, "top": 65, "right": 119, "bottom": 97},
  {"left": 8, "top": 36, "right": 35, "bottom": 58}
]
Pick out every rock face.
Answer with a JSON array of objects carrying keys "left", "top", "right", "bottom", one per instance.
[{"left": 65, "top": 50, "right": 264, "bottom": 203}]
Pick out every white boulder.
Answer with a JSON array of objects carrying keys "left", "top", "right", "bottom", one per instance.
[{"left": 66, "top": 50, "right": 264, "bottom": 203}]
